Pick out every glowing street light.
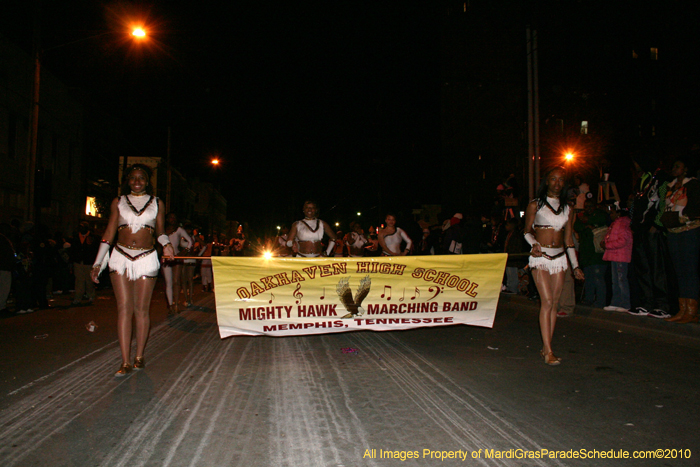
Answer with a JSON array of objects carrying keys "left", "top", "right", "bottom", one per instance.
[
  {"left": 356, "top": 212, "right": 361, "bottom": 217},
  {"left": 27, "top": 26, "right": 147, "bottom": 222},
  {"left": 564, "top": 152, "right": 575, "bottom": 162},
  {"left": 211, "top": 158, "right": 220, "bottom": 166},
  {"left": 132, "top": 27, "right": 147, "bottom": 38}
]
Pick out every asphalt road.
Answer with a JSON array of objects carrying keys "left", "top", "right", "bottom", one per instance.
[{"left": 0, "top": 287, "right": 698, "bottom": 467}]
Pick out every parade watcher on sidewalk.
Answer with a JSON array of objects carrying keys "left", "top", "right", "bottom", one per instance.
[
  {"left": 574, "top": 199, "right": 608, "bottom": 309},
  {"left": 629, "top": 154, "right": 676, "bottom": 318},
  {"left": 663, "top": 157, "right": 700, "bottom": 324},
  {"left": 69, "top": 221, "right": 99, "bottom": 306},
  {"left": 602, "top": 203, "right": 633, "bottom": 312}
]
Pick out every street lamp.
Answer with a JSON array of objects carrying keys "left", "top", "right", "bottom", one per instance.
[{"left": 26, "top": 25, "right": 148, "bottom": 222}]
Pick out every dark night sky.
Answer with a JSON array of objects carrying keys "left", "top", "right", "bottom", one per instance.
[
  {"left": 1, "top": 1, "right": 442, "bottom": 227},
  {"left": 3, "top": 1, "right": 700, "bottom": 229}
]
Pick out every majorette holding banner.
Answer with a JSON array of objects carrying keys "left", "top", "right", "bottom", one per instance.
[{"left": 213, "top": 254, "right": 507, "bottom": 338}]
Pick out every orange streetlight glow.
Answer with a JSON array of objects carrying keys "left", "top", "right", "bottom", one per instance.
[
  {"left": 211, "top": 158, "right": 220, "bottom": 166},
  {"left": 132, "top": 27, "right": 146, "bottom": 38},
  {"left": 565, "top": 153, "right": 575, "bottom": 161}
]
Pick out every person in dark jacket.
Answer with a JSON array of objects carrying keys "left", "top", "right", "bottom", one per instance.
[
  {"left": 503, "top": 218, "right": 526, "bottom": 293},
  {"left": 629, "top": 154, "right": 676, "bottom": 318},
  {"left": 69, "top": 221, "right": 100, "bottom": 306},
  {"left": 574, "top": 199, "right": 608, "bottom": 308}
]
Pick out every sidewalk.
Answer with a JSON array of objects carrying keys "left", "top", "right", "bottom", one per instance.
[{"left": 499, "top": 292, "right": 700, "bottom": 348}]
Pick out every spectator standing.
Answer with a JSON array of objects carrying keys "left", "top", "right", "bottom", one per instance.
[
  {"left": 53, "top": 232, "right": 72, "bottom": 294},
  {"left": 486, "top": 213, "right": 506, "bottom": 253},
  {"left": 31, "top": 224, "right": 54, "bottom": 310},
  {"left": 629, "top": 155, "right": 675, "bottom": 318},
  {"left": 602, "top": 204, "right": 633, "bottom": 312},
  {"left": 415, "top": 227, "right": 435, "bottom": 255},
  {"left": 663, "top": 157, "right": 700, "bottom": 323},
  {"left": 503, "top": 218, "right": 526, "bottom": 293},
  {"left": 574, "top": 199, "right": 608, "bottom": 308},
  {"left": 69, "top": 221, "right": 99, "bottom": 306},
  {"left": 573, "top": 174, "right": 590, "bottom": 211}
]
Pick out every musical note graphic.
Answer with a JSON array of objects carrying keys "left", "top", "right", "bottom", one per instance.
[
  {"left": 398, "top": 288, "right": 405, "bottom": 302},
  {"left": 293, "top": 283, "right": 303, "bottom": 304},
  {"left": 320, "top": 287, "right": 325, "bottom": 300},
  {"left": 268, "top": 293, "right": 275, "bottom": 304},
  {"left": 427, "top": 286, "right": 441, "bottom": 301},
  {"left": 380, "top": 285, "right": 392, "bottom": 300},
  {"left": 410, "top": 287, "right": 420, "bottom": 300}
]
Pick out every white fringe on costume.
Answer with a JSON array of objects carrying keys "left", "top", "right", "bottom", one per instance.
[
  {"left": 109, "top": 246, "right": 160, "bottom": 280},
  {"left": 118, "top": 195, "right": 158, "bottom": 234},
  {"left": 529, "top": 247, "right": 569, "bottom": 274}
]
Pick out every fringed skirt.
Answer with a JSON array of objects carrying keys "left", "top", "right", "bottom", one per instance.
[
  {"left": 109, "top": 244, "right": 160, "bottom": 280},
  {"left": 529, "top": 247, "right": 568, "bottom": 274}
]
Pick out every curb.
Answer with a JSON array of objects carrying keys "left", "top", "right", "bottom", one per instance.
[{"left": 499, "top": 292, "right": 700, "bottom": 347}]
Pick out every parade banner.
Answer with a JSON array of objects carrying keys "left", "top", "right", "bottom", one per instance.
[{"left": 213, "top": 254, "right": 507, "bottom": 338}]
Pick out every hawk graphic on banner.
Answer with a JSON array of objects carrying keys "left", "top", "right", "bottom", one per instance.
[{"left": 337, "top": 275, "right": 371, "bottom": 318}]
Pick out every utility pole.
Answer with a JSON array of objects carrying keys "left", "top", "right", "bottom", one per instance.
[
  {"left": 166, "top": 126, "right": 172, "bottom": 213},
  {"left": 25, "top": 2, "right": 41, "bottom": 222},
  {"left": 526, "top": 26, "right": 540, "bottom": 199}
]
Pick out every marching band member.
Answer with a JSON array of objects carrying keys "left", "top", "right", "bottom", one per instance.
[
  {"left": 524, "top": 167, "right": 584, "bottom": 365},
  {"left": 91, "top": 164, "right": 174, "bottom": 377},
  {"left": 286, "top": 201, "right": 337, "bottom": 257},
  {"left": 378, "top": 214, "right": 412, "bottom": 256}
]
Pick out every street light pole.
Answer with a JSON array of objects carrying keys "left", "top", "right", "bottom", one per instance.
[
  {"left": 24, "top": 13, "right": 148, "bottom": 222},
  {"left": 166, "top": 126, "right": 172, "bottom": 213},
  {"left": 24, "top": 7, "right": 42, "bottom": 222}
]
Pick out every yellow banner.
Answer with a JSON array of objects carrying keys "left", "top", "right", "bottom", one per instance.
[{"left": 213, "top": 254, "right": 507, "bottom": 338}]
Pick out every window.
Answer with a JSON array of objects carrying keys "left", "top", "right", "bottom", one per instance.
[
  {"left": 86, "top": 196, "right": 100, "bottom": 217},
  {"left": 581, "top": 121, "right": 589, "bottom": 135},
  {"left": 651, "top": 48, "right": 658, "bottom": 60}
]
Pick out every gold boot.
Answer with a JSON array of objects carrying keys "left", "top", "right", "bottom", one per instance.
[
  {"left": 676, "top": 299, "right": 699, "bottom": 324},
  {"left": 115, "top": 363, "right": 132, "bottom": 377},
  {"left": 133, "top": 356, "right": 146, "bottom": 370},
  {"left": 666, "top": 298, "right": 688, "bottom": 322}
]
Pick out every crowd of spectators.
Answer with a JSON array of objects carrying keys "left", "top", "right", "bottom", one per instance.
[{"left": 2, "top": 154, "right": 697, "bottom": 327}]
